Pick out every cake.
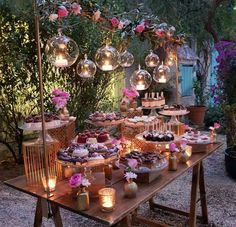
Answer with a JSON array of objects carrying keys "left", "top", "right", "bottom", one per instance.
[
  {"left": 162, "top": 104, "right": 187, "bottom": 115},
  {"left": 24, "top": 113, "right": 61, "bottom": 129},
  {"left": 143, "top": 131, "right": 174, "bottom": 142},
  {"left": 182, "top": 131, "right": 211, "bottom": 144},
  {"left": 57, "top": 143, "right": 120, "bottom": 165},
  {"left": 77, "top": 129, "right": 110, "bottom": 144},
  {"left": 142, "top": 92, "right": 165, "bottom": 108},
  {"left": 89, "top": 111, "right": 122, "bottom": 122}
]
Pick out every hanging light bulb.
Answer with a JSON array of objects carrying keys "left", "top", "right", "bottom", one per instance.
[
  {"left": 153, "top": 64, "right": 170, "bottom": 83},
  {"left": 45, "top": 32, "right": 79, "bottom": 68},
  {"left": 76, "top": 54, "right": 96, "bottom": 78},
  {"left": 119, "top": 50, "right": 134, "bottom": 67},
  {"left": 95, "top": 41, "right": 120, "bottom": 71},
  {"left": 130, "top": 65, "right": 152, "bottom": 90},
  {"left": 145, "top": 50, "right": 160, "bottom": 67}
]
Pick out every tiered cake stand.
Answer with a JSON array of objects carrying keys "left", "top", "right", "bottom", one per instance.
[{"left": 141, "top": 106, "right": 163, "bottom": 116}]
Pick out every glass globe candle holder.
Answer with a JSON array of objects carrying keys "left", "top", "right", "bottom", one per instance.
[
  {"left": 45, "top": 34, "right": 79, "bottom": 68},
  {"left": 153, "top": 64, "right": 170, "bottom": 84},
  {"left": 76, "top": 54, "right": 97, "bottom": 78},
  {"left": 145, "top": 51, "right": 160, "bottom": 68},
  {"left": 130, "top": 65, "right": 152, "bottom": 91},
  {"left": 119, "top": 50, "right": 134, "bottom": 68},
  {"left": 166, "top": 57, "right": 174, "bottom": 67},
  {"left": 95, "top": 44, "right": 120, "bottom": 71}
]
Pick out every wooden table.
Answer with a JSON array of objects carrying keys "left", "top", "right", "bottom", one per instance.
[{"left": 4, "top": 143, "right": 222, "bottom": 227}]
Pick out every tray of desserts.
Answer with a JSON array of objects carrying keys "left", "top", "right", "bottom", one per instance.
[
  {"left": 159, "top": 104, "right": 189, "bottom": 116},
  {"left": 76, "top": 129, "right": 110, "bottom": 144},
  {"left": 86, "top": 111, "right": 124, "bottom": 126},
  {"left": 120, "top": 150, "right": 168, "bottom": 183},
  {"left": 136, "top": 130, "right": 178, "bottom": 144},
  {"left": 20, "top": 113, "right": 67, "bottom": 131},
  {"left": 56, "top": 142, "right": 120, "bottom": 168},
  {"left": 124, "top": 116, "right": 160, "bottom": 127}
]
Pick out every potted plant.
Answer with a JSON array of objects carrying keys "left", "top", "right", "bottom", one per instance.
[
  {"left": 187, "top": 79, "right": 207, "bottom": 127},
  {"left": 214, "top": 40, "right": 236, "bottom": 178}
]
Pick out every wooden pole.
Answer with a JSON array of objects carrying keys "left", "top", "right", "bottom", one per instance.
[
  {"left": 33, "top": 0, "right": 50, "bottom": 197},
  {"left": 175, "top": 46, "right": 180, "bottom": 104}
]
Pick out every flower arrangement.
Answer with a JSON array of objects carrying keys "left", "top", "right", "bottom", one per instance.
[
  {"left": 121, "top": 87, "right": 139, "bottom": 105},
  {"left": 179, "top": 138, "right": 188, "bottom": 151},
  {"left": 124, "top": 158, "right": 138, "bottom": 182},
  {"left": 51, "top": 88, "right": 70, "bottom": 110},
  {"left": 209, "top": 122, "right": 221, "bottom": 131},
  {"left": 124, "top": 172, "right": 137, "bottom": 182},
  {"left": 169, "top": 142, "right": 179, "bottom": 154},
  {"left": 69, "top": 173, "right": 91, "bottom": 189}
]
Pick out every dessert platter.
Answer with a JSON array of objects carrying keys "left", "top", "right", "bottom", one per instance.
[
  {"left": 124, "top": 116, "right": 160, "bottom": 128},
  {"left": 76, "top": 129, "right": 110, "bottom": 144},
  {"left": 57, "top": 142, "right": 120, "bottom": 168},
  {"left": 159, "top": 104, "right": 189, "bottom": 116},
  {"left": 120, "top": 150, "right": 168, "bottom": 183},
  {"left": 141, "top": 130, "right": 175, "bottom": 142},
  {"left": 86, "top": 111, "right": 124, "bottom": 126}
]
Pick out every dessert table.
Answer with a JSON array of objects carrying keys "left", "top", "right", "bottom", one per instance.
[{"left": 4, "top": 143, "right": 222, "bottom": 227}]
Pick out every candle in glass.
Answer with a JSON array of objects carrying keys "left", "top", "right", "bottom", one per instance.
[
  {"left": 158, "top": 75, "right": 167, "bottom": 83},
  {"left": 42, "top": 175, "right": 57, "bottom": 192},
  {"left": 101, "top": 60, "right": 113, "bottom": 71},
  {"left": 54, "top": 55, "right": 68, "bottom": 67},
  {"left": 98, "top": 188, "right": 116, "bottom": 212}
]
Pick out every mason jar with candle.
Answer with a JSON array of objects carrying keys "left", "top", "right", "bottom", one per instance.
[
  {"left": 98, "top": 188, "right": 116, "bottom": 212},
  {"left": 42, "top": 175, "right": 57, "bottom": 192}
]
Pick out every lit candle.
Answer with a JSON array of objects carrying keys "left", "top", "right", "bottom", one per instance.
[
  {"left": 158, "top": 76, "right": 167, "bottom": 83},
  {"left": 101, "top": 60, "right": 113, "bottom": 71},
  {"left": 42, "top": 176, "right": 57, "bottom": 192},
  {"left": 98, "top": 188, "right": 116, "bottom": 212},
  {"left": 54, "top": 55, "right": 68, "bottom": 68}
]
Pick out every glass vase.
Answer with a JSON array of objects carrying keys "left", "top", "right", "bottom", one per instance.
[
  {"left": 77, "top": 187, "right": 90, "bottom": 211},
  {"left": 124, "top": 179, "right": 138, "bottom": 198}
]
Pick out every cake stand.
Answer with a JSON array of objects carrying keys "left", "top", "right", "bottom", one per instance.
[
  {"left": 141, "top": 106, "right": 163, "bottom": 116},
  {"left": 158, "top": 110, "right": 189, "bottom": 124},
  {"left": 85, "top": 118, "right": 124, "bottom": 127},
  {"left": 19, "top": 121, "right": 68, "bottom": 143}
]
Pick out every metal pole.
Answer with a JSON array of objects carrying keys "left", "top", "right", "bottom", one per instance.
[
  {"left": 33, "top": 0, "right": 50, "bottom": 196},
  {"left": 175, "top": 46, "right": 180, "bottom": 104}
]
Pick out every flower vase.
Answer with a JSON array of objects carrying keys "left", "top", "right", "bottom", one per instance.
[
  {"left": 71, "top": 187, "right": 79, "bottom": 199},
  {"left": 129, "top": 100, "right": 137, "bottom": 109},
  {"left": 179, "top": 149, "right": 190, "bottom": 163},
  {"left": 124, "top": 180, "right": 138, "bottom": 198},
  {"left": 77, "top": 187, "right": 90, "bottom": 211},
  {"left": 210, "top": 130, "right": 217, "bottom": 142},
  {"left": 169, "top": 153, "right": 177, "bottom": 171}
]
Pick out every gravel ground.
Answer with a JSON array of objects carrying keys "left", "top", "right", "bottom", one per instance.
[{"left": 0, "top": 135, "right": 236, "bottom": 227}]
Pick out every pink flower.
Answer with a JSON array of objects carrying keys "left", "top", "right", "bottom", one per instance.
[
  {"left": 69, "top": 173, "right": 82, "bottom": 188},
  {"left": 214, "top": 122, "right": 221, "bottom": 129},
  {"left": 110, "top": 17, "right": 120, "bottom": 28},
  {"left": 81, "top": 178, "right": 91, "bottom": 187},
  {"left": 180, "top": 139, "right": 188, "bottom": 150},
  {"left": 124, "top": 172, "right": 137, "bottom": 182},
  {"left": 127, "top": 159, "right": 138, "bottom": 170},
  {"left": 135, "top": 23, "right": 145, "bottom": 33},
  {"left": 118, "top": 21, "right": 124, "bottom": 29},
  {"left": 52, "top": 88, "right": 63, "bottom": 96},
  {"left": 71, "top": 3, "right": 81, "bottom": 15},
  {"left": 58, "top": 6, "right": 68, "bottom": 18},
  {"left": 93, "top": 10, "right": 101, "bottom": 21},
  {"left": 169, "top": 143, "right": 177, "bottom": 153},
  {"left": 49, "top": 14, "right": 58, "bottom": 22},
  {"left": 155, "top": 28, "right": 165, "bottom": 38}
]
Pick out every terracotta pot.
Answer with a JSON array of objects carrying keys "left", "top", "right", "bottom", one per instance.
[
  {"left": 225, "top": 147, "right": 236, "bottom": 179},
  {"left": 187, "top": 106, "right": 207, "bottom": 127},
  {"left": 124, "top": 180, "right": 138, "bottom": 198}
]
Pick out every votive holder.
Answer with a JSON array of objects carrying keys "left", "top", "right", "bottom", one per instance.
[
  {"left": 42, "top": 175, "right": 57, "bottom": 192},
  {"left": 98, "top": 188, "right": 116, "bottom": 212}
]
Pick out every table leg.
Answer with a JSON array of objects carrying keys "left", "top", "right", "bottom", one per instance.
[
  {"left": 34, "top": 198, "right": 43, "bottom": 227},
  {"left": 189, "top": 162, "right": 200, "bottom": 227},
  {"left": 50, "top": 202, "right": 63, "bottom": 227},
  {"left": 199, "top": 161, "right": 208, "bottom": 224},
  {"left": 112, "top": 215, "right": 132, "bottom": 227}
]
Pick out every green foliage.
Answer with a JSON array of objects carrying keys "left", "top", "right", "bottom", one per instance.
[{"left": 193, "top": 79, "right": 207, "bottom": 106}]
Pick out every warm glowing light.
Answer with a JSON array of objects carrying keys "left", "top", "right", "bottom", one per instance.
[
  {"left": 98, "top": 188, "right": 116, "bottom": 212},
  {"left": 158, "top": 75, "right": 167, "bottom": 83},
  {"left": 101, "top": 60, "right": 113, "bottom": 71},
  {"left": 54, "top": 55, "right": 68, "bottom": 67},
  {"left": 42, "top": 176, "right": 57, "bottom": 192}
]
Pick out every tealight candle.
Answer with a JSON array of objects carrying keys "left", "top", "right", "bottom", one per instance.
[
  {"left": 101, "top": 60, "right": 113, "bottom": 71},
  {"left": 54, "top": 56, "right": 68, "bottom": 68},
  {"left": 42, "top": 175, "right": 57, "bottom": 192},
  {"left": 136, "top": 84, "right": 145, "bottom": 90},
  {"left": 98, "top": 188, "right": 116, "bottom": 212},
  {"left": 158, "top": 76, "right": 167, "bottom": 83}
]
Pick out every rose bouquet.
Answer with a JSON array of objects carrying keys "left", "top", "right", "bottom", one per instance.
[{"left": 51, "top": 88, "right": 70, "bottom": 110}]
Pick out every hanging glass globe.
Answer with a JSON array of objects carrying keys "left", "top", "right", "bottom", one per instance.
[
  {"left": 45, "top": 34, "right": 79, "bottom": 68},
  {"left": 95, "top": 44, "right": 120, "bottom": 71},
  {"left": 119, "top": 50, "right": 134, "bottom": 67},
  {"left": 130, "top": 65, "right": 152, "bottom": 91},
  {"left": 145, "top": 51, "right": 160, "bottom": 67},
  {"left": 153, "top": 64, "right": 170, "bottom": 83},
  {"left": 76, "top": 54, "right": 96, "bottom": 78},
  {"left": 166, "top": 57, "right": 174, "bottom": 67}
]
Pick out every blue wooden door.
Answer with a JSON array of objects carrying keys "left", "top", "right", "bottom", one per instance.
[{"left": 179, "top": 64, "right": 193, "bottom": 96}]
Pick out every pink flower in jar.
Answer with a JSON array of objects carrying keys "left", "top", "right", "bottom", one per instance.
[
  {"left": 71, "top": 3, "right": 82, "bottom": 15},
  {"left": 69, "top": 173, "right": 82, "bottom": 188},
  {"left": 58, "top": 6, "right": 69, "bottom": 18},
  {"left": 110, "top": 17, "right": 120, "bottom": 28},
  {"left": 169, "top": 142, "right": 177, "bottom": 153},
  {"left": 127, "top": 159, "right": 138, "bottom": 170},
  {"left": 135, "top": 23, "right": 145, "bottom": 33}
]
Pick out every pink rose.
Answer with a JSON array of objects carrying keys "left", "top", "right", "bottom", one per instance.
[
  {"left": 155, "top": 28, "right": 165, "bottom": 38},
  {"left": 169, "top": 143, "right": 177, "bottom": 152},
  {"left": 93, "top": 10, "right": 101, "bottom": 21},
  {"left": 69, "top": 173, "right": 82, "bottom": 188},
  {"left": 118, "top": 21, "right": 124, "bottom": 29},
  {"left": 52, "top": 88, "right": 63, "bottom": 96},
  {"left": 110, "top": 17, "right": 119, "bottom": 28},
  {"left": 214, "top": 122, "right": 221, "bottom": 129},
  {"left": 49, "top": 14, "right": 58, "bottom": 22},
  {"left": 71, "top": 3, "right": 81, "bottom": 15},
  {"left": 58, "top": 6, "right": 69, "bottom": 18},
  {"left": 127, "top": 159, "right": 138, "bottom": 170},
  {"left": 135, "top": 23, "right": 145, "bottom": 33}
]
